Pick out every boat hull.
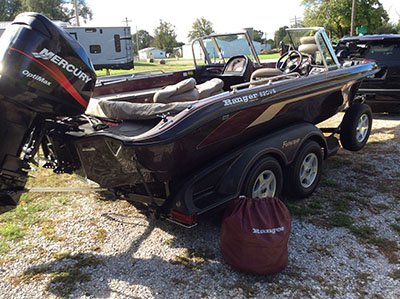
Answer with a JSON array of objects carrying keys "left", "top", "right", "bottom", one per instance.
[{"left": 74, "top": 63, "right": 377, "bottom": 188}]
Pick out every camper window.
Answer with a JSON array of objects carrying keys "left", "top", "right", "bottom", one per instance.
[
  {"left": 90, "top": 45, "right": 101, "bottom": 54},
  {"left": 114, "top": 34, "right": 121, "bottom": 52},
  {"left": 69, "top": 32, "right": 77, "bottom": 40}
]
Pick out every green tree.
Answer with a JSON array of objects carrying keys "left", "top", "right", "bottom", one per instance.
[
  {"left": 375, "top": 20, "right": 397, "bottom": 34},
  {"left": 20, "top": 0, "right": 92, "bottom": 23},
  {"left": 187, "top": 17, "right": 214, "bottom": 41},
  {"left": 152, "top": 20, "right": 177, "bottom": 54},
  {"left": 302, "top": 0, "right": 390, "bottom": 38},
  {"left": 274, "top": 26, "right": 289, "bottom": 48},
  {"left": 252, "top": 29, "right": 264, "bottom": 43},
  {"left": 132, "top": 30, "right": 153, "bottom": 54},
  {"left": 0, "top": 0, "right": 22, "bottom": 21}
]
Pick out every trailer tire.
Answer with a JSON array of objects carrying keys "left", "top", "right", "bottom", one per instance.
[
  {"left": 288, "top": 140, "right": 323, "bottom": 199},
  {"left": 340, "top": 103, "right": 372, "bottom": 151},
  {"left": 242, "top": 156, "right": 283, "bottom": 199}
]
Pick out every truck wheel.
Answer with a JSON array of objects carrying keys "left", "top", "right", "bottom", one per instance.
[
  {"left": 340, "top": 103, "right": 372, "bottom": 151},
  {"left": 242, "top": 156, "right": 283, "bottom": 198},
  {"left": 288, "top": 140, "right": 323, "bottom": 199}
]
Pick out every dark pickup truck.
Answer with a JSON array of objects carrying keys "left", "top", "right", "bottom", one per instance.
[{"left": 336, "top": 35, "right": 400, "bottom": 113}]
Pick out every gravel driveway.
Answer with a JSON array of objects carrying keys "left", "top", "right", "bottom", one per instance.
[{"left": 0, "top": 114, "right": 399, "bottom": 299}]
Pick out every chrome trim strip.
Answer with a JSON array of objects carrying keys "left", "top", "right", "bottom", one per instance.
[{"left": 359, "top": 89, "right": 400, "bottom": 92}]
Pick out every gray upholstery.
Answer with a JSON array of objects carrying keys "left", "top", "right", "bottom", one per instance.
[
  {"left": 153, "top": 77, "right": 224, "bottom": 103},
  {"left": 85, "top": 77, "right": 225, "bottom": 121},
  {"left": 298, "top": 36, "right": 318, "bottom": 55},
  {"left": 153, "top": 78, "right": 199, "bottom": 103},
  {"left": 250, "top": 68, "right": 283, "bottom": 86},
  {"left": 298, "top": 44, "right": 319, "bottom": 55},
  {"left": 197, "top": 78, "right": 224, "bottom": 99},
  {"left": 85, "top": 97, "right": 196, "bottom": 120},
  {"left": 300, "top": 36, "right": 317, "bottom": 45}
]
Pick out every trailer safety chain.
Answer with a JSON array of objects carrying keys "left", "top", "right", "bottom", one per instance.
[{"left": 25, "top": 187, "right": 108, "bottom": 193}]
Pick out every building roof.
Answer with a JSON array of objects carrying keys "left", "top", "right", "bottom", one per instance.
[
  {"left": 0, "top": 22, "right": 11, "bottom": 28},
  {"left": 139, "top": 47, "right": 164, "bottom": 53}
]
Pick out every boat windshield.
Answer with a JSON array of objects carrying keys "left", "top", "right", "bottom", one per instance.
[
  {"left": 286, "top": 28, "right": 340, "bottom": 70},
  {"left": 192, "top": 33, "right": 259, "bottom": 66}
]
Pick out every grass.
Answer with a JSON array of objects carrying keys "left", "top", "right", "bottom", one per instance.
[
  {"left": 389, "top": 269, "right": 400, "bottom": 280},
  {"left": 95, "top": 53, "right": 280, "bottom": 76},
  {"left": 333, "top": 198, "right": 351, "bottom": 212},
  {"left": 286, "top": 201, "right": 322, "bottom": 218},
  {"left": 320, "top": 178, "right": 339, "bottom": 188},
  {"left": 0, "top": 194, "right": 50, "bottom": 242},
  {"left": 0, "top": 167, "right": 86, "bottom": 258},
  {"left": 39, "top": 219, "right": 66, "bottom": 242},
  {"left": 0, "top": 223, "right": 25, "bottom": 240},
  {"left": 171, "top": 248, "right": 214, "bottom": 270},
  {"left": 26, "top": 167, "right": 87, "bottom": 188},
  {"left": 13, "top": 253, "right": 103, "bottom": 297},
  {"left": 93, "top": 228, "right": 107, "bottom": 242},
  {"left": 349, "top": 225, "right": 399, "bottom": 264},
  {"left": 390, "top": 223, "right": 400, "bottom": 236},
  {"left": 0, "top": 240, "right": 10, "bottom": 254},
  {"left": 331, "top": 213, "right": 353, "bottom": 228},
  {"left": 225, "top": 281, "right": 259, "bottom": 298},
  {"left": 259, "top": 53, "right": 280, "bottom": 60}
]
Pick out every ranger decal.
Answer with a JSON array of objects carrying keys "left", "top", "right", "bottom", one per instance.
[{"left": 223, "top": 88, "right": 277, "bottom": 107}]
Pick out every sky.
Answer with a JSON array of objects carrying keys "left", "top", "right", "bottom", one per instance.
[{"left": 85, "top": 0, "right": 400, "bottom": 44}]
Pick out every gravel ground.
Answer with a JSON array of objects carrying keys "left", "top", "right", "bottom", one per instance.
[{"left": 0, "top": 114, "right": 400, "bottom": 299}]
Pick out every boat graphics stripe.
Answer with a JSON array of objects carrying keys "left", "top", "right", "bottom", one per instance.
[
  {"left": 10, "top": 48, "right": 88, "bottom": 108},
  {"left": 197, "top": 85, "right": 343, "bottom": 149},
  {"left": 247, "top": 85, "right": 343, "bottom": 128}
]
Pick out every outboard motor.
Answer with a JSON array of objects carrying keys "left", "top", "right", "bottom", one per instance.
[{"left": 0, "top": 12, "right": 96, "bottom": 205}]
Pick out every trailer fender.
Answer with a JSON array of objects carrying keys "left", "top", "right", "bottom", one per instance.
[{"left": 216, "top": 122, "right": 328, "bottom": 196}]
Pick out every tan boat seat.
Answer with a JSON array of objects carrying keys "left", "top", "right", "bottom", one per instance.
[
  {"left": 250, "top": 68, "right": 283, "bottom": 86},
  {"left": 153, "top": 78, "right": 199, "bottom": 103},
  {"left": 153, "top": 77, "right": 224, "bottom": 103},
  {"left": 85, "top": 97, "right": 196, "bottom": 120},
  {"left": 298, "top": 36, "right": 319, "bottom": 56},
  {"left": 196, "top": 78, "right": 224, "bottom": 99}
]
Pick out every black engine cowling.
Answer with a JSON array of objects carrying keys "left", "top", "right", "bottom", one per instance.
[
  {"left": 0, "top": 12, "right": 96, "bottom": 206},
  {"left": 0, "top": 12, "right": 96, "bottom": 116}
]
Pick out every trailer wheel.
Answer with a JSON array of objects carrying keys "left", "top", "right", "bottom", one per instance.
[
  {"left": 340, "top": 103, "right": 372, "bottom": 151},
  {"left": 288, "top": 140, "right": 323, "bottom": 199},
  {"left": 242, "top": 156, "right": 283, "bottom": 198}
]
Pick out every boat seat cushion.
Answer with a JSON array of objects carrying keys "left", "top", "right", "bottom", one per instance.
[
  {"left": 85, "top": 97, "right": 196, "bottom": 120},
  {"left": 250, "top": 68, "right": 283, "bottom": 86},
  {"left": 153, "top": 78, "right": 200, "bottom": 103},
  {"left": 251, "top": 68, "right": 283, "bottom": 81},
  {"left": 153, "top": 77, "right": 224, "bottom": 103},
  {"left": 197, "top": 78, "right": 224, "bottom": 99},
  {"left": 298, "top": 36, "right": 318, "bottom": 55}
]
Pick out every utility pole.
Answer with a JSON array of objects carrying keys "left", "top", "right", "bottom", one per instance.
[
  {"left": 289, "top": 16, "right": 302, "bottom": 28},
  {"left": 73, "top": 0, "right": 80, "bottom": 26},
  {"left": 350, "top": 0, "right": 356, "bottom": 35},
  {"left": 123, "top": 17, "right": 132, "bottom": 27},
  {"left": 135, "top": 25, "right": 140, "bottom": 60},
  {"left": 122, "top": 18, "right": 138, "bottom": 61}
]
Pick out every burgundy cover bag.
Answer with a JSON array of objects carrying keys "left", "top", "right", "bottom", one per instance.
[{"left": 221, "top": 196, "right": 291, "bottom": 275}]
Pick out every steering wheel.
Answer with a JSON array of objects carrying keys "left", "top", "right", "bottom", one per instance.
[{"left": 276, "top": 50, "right": 303, "bottom": 73}]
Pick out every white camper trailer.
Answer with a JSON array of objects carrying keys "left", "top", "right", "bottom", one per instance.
[
  {"left": 0, "top": 24, "right": 133, "bottom": 70},
  {"left": 0, "top": 22, "right": 8, "bottom": 37},
  {"left": 65, "top": 27, "right": 133, "bottom": 70}
]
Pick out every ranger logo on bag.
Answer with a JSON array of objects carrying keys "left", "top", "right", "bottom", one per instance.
[{"left": 252, "top": 227, "right": 285, "bottom": 234}]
